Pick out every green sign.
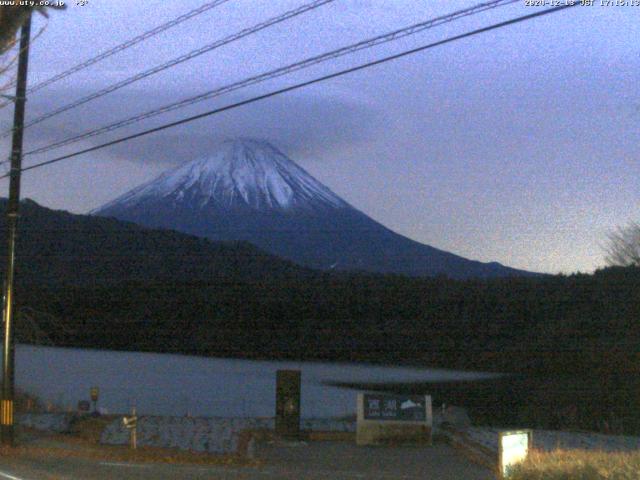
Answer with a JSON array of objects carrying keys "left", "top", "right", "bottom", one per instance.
[{"left": 363, "top": 394, "right": 426, "bottom": 421}]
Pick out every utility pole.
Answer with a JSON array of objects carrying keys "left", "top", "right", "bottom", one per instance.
[{"left": 1, "top": 12, "right": 32, "bottom": 447}]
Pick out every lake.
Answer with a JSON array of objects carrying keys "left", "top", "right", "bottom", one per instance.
[{"left": 11, "top": 344, "right": 499, "bottom": 418}]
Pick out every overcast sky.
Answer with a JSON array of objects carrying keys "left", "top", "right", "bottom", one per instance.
[{"left": 0, "top": 0, "right": 638, "bottom": 274}]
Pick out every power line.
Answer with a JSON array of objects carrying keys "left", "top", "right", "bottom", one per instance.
[
  {"left": 1, "top": 3, "right": 579, "bottom": 180},
  {"left": 0, "top": 0, "right": 335, "bottom": 138},
  {"left": 27, "top": 0, "right": 233, "bottom": 94},
  {"left": 24, "top": 0, "right": 520, "bottom": 157}
]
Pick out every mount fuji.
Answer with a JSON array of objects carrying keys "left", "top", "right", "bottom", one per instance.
[{"left": 93, "top": 139, "right": 530, "bottom": 278}]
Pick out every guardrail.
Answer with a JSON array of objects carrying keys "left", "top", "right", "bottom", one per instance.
[{"left": 440, "top": 423, "right": 497, "bottom": 473}]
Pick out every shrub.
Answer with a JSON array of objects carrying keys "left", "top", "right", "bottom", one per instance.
[{"left": 508, "top": 449, "right": 640, "bottom": 480}]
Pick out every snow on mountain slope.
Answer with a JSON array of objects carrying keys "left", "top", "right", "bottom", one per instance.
[{"left": 97, "top": 139, "right": 348, "bottom": 213}]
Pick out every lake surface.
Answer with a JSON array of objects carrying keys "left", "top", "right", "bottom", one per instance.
[{"left": 11, "top": 344, "right": 499, "bottom": 418}]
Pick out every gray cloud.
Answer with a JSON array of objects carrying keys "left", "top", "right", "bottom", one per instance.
[{"left": 18, "top": 87, "right": 384, "bottom": 166}]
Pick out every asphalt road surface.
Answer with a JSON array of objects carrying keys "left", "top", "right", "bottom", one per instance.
[{"left": 0, "top": 441, "right": 494, "bottom": 479}]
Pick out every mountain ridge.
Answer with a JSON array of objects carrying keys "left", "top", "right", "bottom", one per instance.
[
  {"left": 0, "top": 197, "right": 309, "bottom": 286},
  {"left": 94, "top": 139, "right": 535, "bottom": 279}
]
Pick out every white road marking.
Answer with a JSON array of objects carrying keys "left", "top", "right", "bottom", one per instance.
[
  {"left": 99, "top": 462, "right": 150, "bottom": 468},
  {"left": 0, "top": 469, "right": 25, "bottom": 480}
]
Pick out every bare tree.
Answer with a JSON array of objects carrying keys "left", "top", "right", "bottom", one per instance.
[
  {"left": 0, "top": 5, "right": 64, "bottom": 54},
  {"left": 0, "top": 5, "right": 64, "bottom": 99},
  {"left": 604, "top": 221, "right": 640, "bottom": 267}
]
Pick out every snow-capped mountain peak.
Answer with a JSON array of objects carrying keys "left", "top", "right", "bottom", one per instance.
[{"left": 98, "top": 139, "right": 348, "bottom": 213}]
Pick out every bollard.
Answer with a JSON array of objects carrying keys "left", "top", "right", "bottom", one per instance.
[
  {"left": 275, "top": 370, "right": 301, "bottom": 439},
  {"left": 122, "top": 407, "right": 138, "bottom": 449},
  {"left": 131, "top": 407, "right": 137, "bottom": 449}
]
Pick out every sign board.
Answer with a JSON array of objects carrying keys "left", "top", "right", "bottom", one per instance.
[
  {"left": 123, "top": 415, "right": 138, "bottom": 430},
  {"left": 357, "top": 393, "right": 432, "bottom": 445},
  {"left": 363, "top": 394, "right": 427, "bottom": 422},
  {"left": 77, "top": 400, "right": 90, "bottom": 412},
  {"left": 90, "top": 387, "right": 99, "bottom": 402},
  {"left": 498, "top": 430, "right": 532, "bottom": 479}
]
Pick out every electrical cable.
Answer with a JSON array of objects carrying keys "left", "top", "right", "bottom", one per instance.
[
  {"left": 27, "top": 0, "right": 234, "bottom": 94},
  {"left": 24, "top": 0, "right": 520, "bottom": 157},
  {"left": 1, "top": 3, "right": 579, "bottom": 179},
  {"left": 0, "top": 0, "right": 335, "bottom": 138}
]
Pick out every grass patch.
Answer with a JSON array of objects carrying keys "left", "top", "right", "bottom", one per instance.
[
  {"left": 15, "top": 388, "right": 48, "bottom": 413},
  {"left": 70, "top": 414, "right": 119, "bottom": 443},
  {"left": 508, "top": 449, "right": 640, "bottom": 480}
]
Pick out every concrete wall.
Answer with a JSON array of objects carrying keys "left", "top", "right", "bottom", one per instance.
[{"left": 101, "top": 416, "right": 355, "bottom": 454}]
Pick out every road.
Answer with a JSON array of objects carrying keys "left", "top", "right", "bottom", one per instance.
[{"left": 0, "top": 441, "right": 494, "bottom": 479}]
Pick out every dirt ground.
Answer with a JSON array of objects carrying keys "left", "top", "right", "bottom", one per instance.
[{"left": 0, "top": 420, "right": 495, "bottom": 479}]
